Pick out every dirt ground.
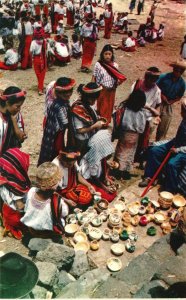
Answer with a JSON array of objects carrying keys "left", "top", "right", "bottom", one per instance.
[{"left": 0, "top": 0, "right": 185, "bottom": 255}]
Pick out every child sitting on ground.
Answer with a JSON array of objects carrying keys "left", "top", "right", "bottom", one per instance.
[
  {"left": 70, "top": 33, "right": 82, "bottom": 59},
  {"left": 21, "top": 162, "right": 72, "bottom": 241},
  {"left": 112, "top": 31, "right": 136, "bottom": 52},
  {"left": 0, "top": 38, "right": 18, "bottom": 70}
]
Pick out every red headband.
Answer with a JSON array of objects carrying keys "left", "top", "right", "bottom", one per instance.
[
  {"left": 54, "top": 79, "right": 76, "bottom": 91},
  {"left": 60, "top": 151, "right": 81, "bottom": 159},
  {"left": 0, "top": 90, "right": 27, "bottom": 101}
]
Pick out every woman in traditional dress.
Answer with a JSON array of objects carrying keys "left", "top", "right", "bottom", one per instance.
[
  {"left": 0, "top": 148, "right": 30, "bottom": 239},
  {"left": 92, "top": 44, "right": 126, "bottom": 124},
  {"left": 71, "top": 82, "right": 116, "bottom": 202},
  {"left": 103, "top": 2, "right": 113, "bottom": 39},
  {"left": 66, "top": 0, "right": 75, "bottom": 27},
  {"left": 30, "top": 26, "right": 47, "bottom": 95},
  {"left": 18, "top": 16, "right": 33, "bottom": 70},
  {"left": 80, "top": 13, "right": 98, "bottom": 72},
  {"left": 129, "top": 0, "right": 136, "bottom": 14},
  {"left": 0, "top": 86, "right": 27, "bottom": 157},
  {"left": 38, "top": 77, "right": 76, "bottom": 165}
]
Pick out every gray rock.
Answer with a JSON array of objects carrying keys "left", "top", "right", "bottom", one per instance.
[
  {"left": 112, "top": 252, "right": 160, "bottom": 294},
  {"left": 28, "top": 238, "right": 53, "bottom": 252},
  {"left": 147, "top": 235, "right": 175, "bottom": 263},
  {"left": 92, "top": 276, "right": 131, "bottom": 298},
  {"left": 36, "top": 244, "right": 75, "bottom": 270},
  {"left": 152, "top": 256, "right": 186, "bottom": 286},
  {"left": 36, "top": 261, "right": 59, "bottom": 286},
  {"left": 56, "top": 268, "right": 110, "bottom": 298},
  {"left": 31, "top": 285, "right": 48, "bottom": 298},
  {"left": 177, "top": 243, "right": 186, "bottom": 258},
  {"left": 69, "top": 251, "right": 90, "bottom": 279},
  {"left": 134, "top": 280, "right": 168, "bottom": 298},
  {"left": 53, "top": 271, "right": 76, "bottom": 296}
]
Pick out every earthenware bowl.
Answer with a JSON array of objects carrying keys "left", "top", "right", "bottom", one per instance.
[
  {"left": 159, "top": 191, "right": 174, "bottom": 209},
  {"left": 161, "top": 222, "right": 172, "bottom": 234},
  {"left": 110, "top": 230, "right": 120, "bottom": 243},
  {"left": 78, "top": 213, "right": 90, "bottom": 225},
  {"left": 74, "top": 231, "right": 87, "bottom": 243},
  {"left": 147, "top": 226, "right": 157, "bottom": 236},
  {"left": 99, "top": 210, "right": 109, "bottom": 222},
  {"left": 173, "top": 195, "right": 186, "bottom": 208},
  {"left": 66, "top": 214, "right": 77, "bottom": 224},
  {"left": 112, "top": 226, "right": 122, "bottom": 235},
  {"left": 122, "top": 211, "right": 131, "bottom": 227},
  {"left": 91, "top": 216, "right": 102, "bottom": 227},
  {"left": 126, "top": 225, "right": 135, "bottom": 234},
  {"left": 129, "top": 231, "right": 138, "bottom": 241},
  {"left": 120, "top": 229, "right": 129, "bottom": 241},
  {"left": 102, "top": 228, "right": 111, "bottom": 240},
  {"left": 139, "top": 216, "right": 148, "bottom": 226},
  {"left": 96, "top": 199, "right": 109, "bottom": 212},
  {"left": 65, "top": 224, "right": 79, "bottom": 236},
  {"left": 108, "top": 213, "right": 121, "bottom": 227},
  {"left": 146, "top": 203, "right": 155, "bottom": 214},
  {"left": 138, "top": 205, "right": 146, "bottom": 215},
  {"left": 86, "top": 206, "right": 97, "bottom": 218},
  {"left": 90, "top": 240, "right": 99, "bottom": 251},
  {"left": 89, "top": 227, "right": 102, "bottom": 241},
  {"left": 150, "top": 199, "right": 160, "bottom": 208},
  {"left": 154, "top": 212, "right": 167, "bottom": 224},
  {"left": 81, "top": 223, "right": 90, "bottom": 235},
  {"left": 107, "top": 257, "right": 122, "bottom": 272},
  {"left": 74, "top": 241, "right": 90, "bottom": 253},
  {"left": 131, "top": 215, "right": 140, "bottom": 226},
  {"left": 127, "top": 201, "right": 140, "bottom": 216},
  {"left": 111, "top": 243, "right": 125, "bottom": 256},
  {"left": 114, "top": 200, "right": 126, "bottom": 212}
]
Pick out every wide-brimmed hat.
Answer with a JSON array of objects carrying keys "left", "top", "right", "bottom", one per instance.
[
  {"left": 170, "top": 59, "right": 186, "bottom": 70},
  {"left": 0, "top": 252, "right": 39, "bottom": 299},
  {"left": 54, "top": 77, "right": 76, "bottom": 92},
  {"left": 82, "top": 82, "right": 102, "bottom": 94},
  {"left": 36, "top": 162, "right": 62, "bottom": 190}
]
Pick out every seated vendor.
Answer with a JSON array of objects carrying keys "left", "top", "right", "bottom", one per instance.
[
  {"left": 139, "top": 98, "right": 186, "bottom": 195},
  {"left": 0, "top": 38, "right": 18, "bottom": 70},
  {"left": 53, "top": 148, "right": 97, "bottom": 207}
]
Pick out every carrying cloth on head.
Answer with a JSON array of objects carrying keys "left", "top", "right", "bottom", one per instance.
[
  {"left": 98, "top": 61, "right": 127, "bottom": 87},
  {"left": 0, "top": 148, "right": 30, "bottom": 195},
  {"left": 0, "top": 252, "right": 39, "bottom": 299}
]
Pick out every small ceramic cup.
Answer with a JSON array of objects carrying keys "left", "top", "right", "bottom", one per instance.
[
  {"left": 90, "top": 240, "right": 99, "bottom": 251},
  {"left": 126, "top": 240, "right": 135, "bottom": 253},
  {"left": 102, "top": 228, "right": 110, "bottom": 240},
  {"left": 81, "top": 223, "right": 89, "bottom": 235},
  {"left": 110, "top": 229, "right": 120, "bottom": 243},
  {"left": 120, "top": 229, "right": 129, "bottom": 241},
  {"left": 147, "top": 226, "right": 157, "bottom": 236},
  {"left": 129, "top": 231, "right": 138, "bottom": 242}
]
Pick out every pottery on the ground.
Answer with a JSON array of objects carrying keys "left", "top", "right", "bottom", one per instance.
[
  {"left": 161, "top": 222, "right": 172, "bottom": 234},
  {"left": 81, "top": 222, "right": 90, "bottom": 235},
  {"left": 141, "top": 197, "right": 149, "bottom": 206},
  {"left": 154, "top": 212, "right": 167, "bottom": 224},
  {"left": 108, "top": 213, "right": 121, "bottom": 227},
  {"left": 111, "top": 243, "right": 125, "bottom": 256},
  {"left": 120, "top": 229, "right": 129, "bottom": 241},
  {"left": 122, "top": 211, "right": 131, "bottom": 227},
  {"left": 89, "top": 227, "right": 102, "bottom": 240},
  {"left": 65, "top": 223, "right": 79, "bottom": 236},
  {"left": 90, "top": 240, "right": 99, "bottom": 251},
  {"left": 127, "top": 201, "right": 140, "bottom": 216},
  {"left": 74, "top": 241, "right": 90, "bottom": 253},
  {"left": 173, "top": 195, "right": 186, "bottom": 208},
  {"left": 99, "top": 210, "right": 109, "bottom": 222},
  {"left": 73, "top": 231, "right": 87, "bottom": 243},
  {"left": 125, "top": 240, "right": 135, "bottom": 253},
  {"left": 158, "top": 191, "right": 174, "bottom": 209},
  {"left": 91, "top": 216, "right": 102, "bottom": 227},
  {"left": 147, "top": 226, "right": 157, "bottom": 236},
  {"left": 129, "top": 231, "right": 138, "bottom": 241},
  {"left": 138, "top": 205, "right": 146, "bottom": 215},
  {"left": 102, "top": 228, "right": 111, "bottom": 240},
  {"left": 131, "top": 215, "right": 140, "bottom": 226},
  {"left": 110, "top": 229, "right": 120, "bottom": 243},
  {"left": 114, "top": 200, "right": 126, "bottom": 212},
  {"left": 139, "top": 216, "right": 148, "bottom": 226},
  {"left": 107, "top": 257, "right": 122, "bottom": 272},
  {"left": 66, "top": 214, "right": 77, "bottom": 224},
  {"left": 96, "top": 199, "right": 109, "bottom": 213}
]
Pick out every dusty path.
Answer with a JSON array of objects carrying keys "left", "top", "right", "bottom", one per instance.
[{"left": 0, "top": 0, "right": 185, "bottom": 254}]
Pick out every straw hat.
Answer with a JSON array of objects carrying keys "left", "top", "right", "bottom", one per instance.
[
  {"left": 170, "top": 59, "right": 186, "bottom": 70},
  {"left": 0, "top": 252, "right": 39, "bottom": 299},
  {"left": 36, "top": 162, "right": 62, "bottom": 190}
]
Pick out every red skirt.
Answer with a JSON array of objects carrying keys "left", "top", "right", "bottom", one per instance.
[
  {"left": 43, "top": 4, "right": 49, "bottom": 16},
  {"left": 81, "top": 38, "right": 96, "bottom": 69},
  {"left": 66, "top": 9, "right": 74, "bottom": 26},
  {"left": 97, "top": 87, "right": 116, "bottom": 124},
  {"left": 2, "top": 204, "right": 26, "bottom": 240},
  {"left": 104, "top": 17, "right": 112, "bottom": 39},
  {"left": 0, "top": 62, "right": 18, "bottom": 70}
]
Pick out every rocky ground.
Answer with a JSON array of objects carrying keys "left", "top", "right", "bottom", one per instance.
[{"left": 0, "top": 0, "right": 186, "bottom": 297}]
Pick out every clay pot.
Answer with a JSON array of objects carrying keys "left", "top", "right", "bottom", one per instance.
[
  {"left": 120, "top": 230, "right": 129, "bottom": 241},
  {"left": 102, "top": 228, "right": 110, "bottom": 240},
  {"left": 139, "top": 216, "right": 148, "bottom": 226},
  {"left": 122, "top": 211, "right": 131, "bottom": 227},
  {"left": 147, "top": 226, "right": 156, "bottom": 236},
  {"left": 125, "top": 240, "right": 135, "bottom": 253},
  {"left": 131, "top": 215, "right": 140, "bottom": 226},
  {"left": 158, "top": 191, "right": 174, "bottom": 209},
  {"left": 141, "top": 197, "right": 149, "bottom": 206},
  {"left": 110, "top": 230, "right": 120, "bottom": 243},
  {"left": 90, "top": 240, "right": 99, "bottom": 251},
  {"left": 138, "top": 206, "right": 146, "bottom": 215},
  {"left": 161, "top": 222, "right": 172, "bottom": 234}
]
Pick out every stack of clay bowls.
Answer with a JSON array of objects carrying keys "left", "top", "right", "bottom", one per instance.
[
  {"left": 95, "top": 199, "right": 109, "bottom": 213},
  {"left": 108, "top": 212, "right": 121, "bottom": 228},
  {"left": 158, "top": 191, "right": 174, "bottom": 209},
  {"left": 122, "top": 211, "right": 131, "bottom": 227}
]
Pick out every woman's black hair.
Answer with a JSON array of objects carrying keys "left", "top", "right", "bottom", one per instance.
[
  {"left": 56, "top": 77, "right": 71, "bottom": 87},
  {"left": 81, "top": 82, "right": 101, "bottom": 102},
  {"left": 125, "top": 90, "right": 146, "bottom": 112},
  {"left": 72, "top": 33, "right": 78, "bottom": 43},
  {"left": 99, "top": 44, "right": 114, "bottom": 62},
  {"left": 0, "top": 86, "right": 25, "bottom": 108},
  {"left": 77, "top": 84, "right": 84, "bottom": 95}
]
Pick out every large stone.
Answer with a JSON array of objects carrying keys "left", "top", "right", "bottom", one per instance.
[
  {"left": 69, "top": 251, "right": 90, "bottom": 279},
  {"left": 28, "top": 238, "right": 52, "bottom": 252},
  {"left": 177, "top": 243, "right": 186, "bottom": 258},
  {"left": 56, "top": 268, "right": 110, "bottom": 298},
  {"left": 35, "top": 261, "right": 59, "bottom": 287},
  {"left": 92, "top": 276, "right": 131, "bottom": 298},
  {"left": 31, "top": 285, "right": 48, "bottom": 299},
  {"left": 112, "top": 252, "right": 160, "bottom": 294},
  {"left": 147, "top": 235, "right": 175, "bottom": 263},
  {"left": 152, "top": 256, "right": 186, "bottom": 286},
  {"left": 134, "top": 280, "right": 168, "bottom": 298},
  {"left": 53, "top": 271, "right": 76, "bottom": 296},
  {"left": 36, "top": 244, "right": 75, "bottom": 270}
]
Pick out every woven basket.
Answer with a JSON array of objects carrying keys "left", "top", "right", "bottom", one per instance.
[{"left": 36, "top": 162, "right": 62, "bottom": 190}]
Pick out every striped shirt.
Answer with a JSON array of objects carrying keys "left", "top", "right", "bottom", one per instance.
[{"left": 93, "top": 61, "right": 118, "bottom": 89}]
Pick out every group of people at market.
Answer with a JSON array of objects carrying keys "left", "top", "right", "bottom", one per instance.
[{"left": 0, "top": 0, "right": 186, "bottom": 243}]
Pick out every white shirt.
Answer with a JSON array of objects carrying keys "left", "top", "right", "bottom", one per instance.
[
  {"left": 30, "top": 40, "right": 43, "bottom": 56},
  {"left": 56, "top": 25, "right": 64, "bottom": 35},
  {"left": 44, "top": 22, "right": 52, "bottom": 34},
  {"left": 21, "top": 187, "right": 69, "bottom": 230},
  {"left": 18, "top": 21, "right": 33, "bottom": 35},
  {"left": 55, "top": 42, "right": 69, "bottom": 57},
  {"left": 125, "top": 37, "right": 135, "bottom": 47},
  {"left": 71, "top": 41, "right": 82, "bottom": 54},
  {"left": 81, "top": 23, "right": 97, "bottom": 38},
  {"left": 0, "top": 186, "right": 25, "bottom": 211},
  {"left": 4, "top": 48, "right": 18, "bottom": 65},
  {"left": 122, "top": 108, "right": 147, "bottom": 133}
]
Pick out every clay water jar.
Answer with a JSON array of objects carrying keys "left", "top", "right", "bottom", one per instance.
[
  {"left": 90, "top": 240, "right": 99, "bottom": 251},
  {"left": 139, "top": 216, "right": 148, "bottom": 226},
  {"left": 147, "top": 226, "right": 157, "bottom": 236}
]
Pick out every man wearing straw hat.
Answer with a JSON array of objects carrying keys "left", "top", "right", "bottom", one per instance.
[
  {"left": 156, "top": 59, "right": 186, "bottom": 141},
  {"left": 139, "top": 98, "right": 186, "bottom": 195}
]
